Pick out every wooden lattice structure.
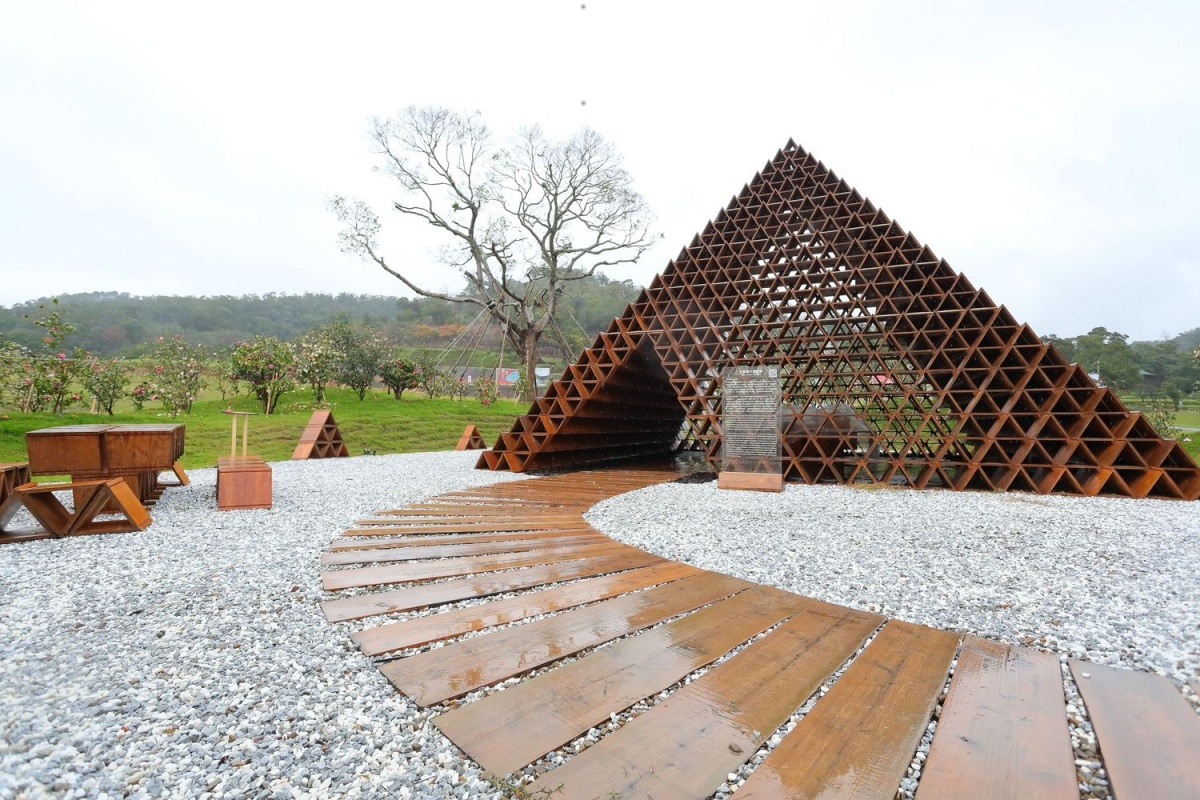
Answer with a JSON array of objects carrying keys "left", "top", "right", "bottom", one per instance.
[
  {"left": 479, "top": 141, "right": 1200, "bottom": 499},
  {"left": 293, "top": 410, "right": 349, "bottom": 460},
  {"left": 455, "top": 425, "right": 488, "bottom": 451},
  {"left": 0, "top": 478, "right": 150, "bottom": 539}
]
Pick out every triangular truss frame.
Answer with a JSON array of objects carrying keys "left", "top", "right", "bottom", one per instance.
[
  {"left": 478, "top": 141, "right": 1200, "bottom": 500},
  {"left": 455, "top": 425, "right": 488, "bottom": 451},
  {"left": 293, "top": 410, "right": 349, "bottom": 460}
]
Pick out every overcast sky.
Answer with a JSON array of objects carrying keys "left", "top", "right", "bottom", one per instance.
[{"left": 2, "top": 1, "right": 1196, "bottom": 341}]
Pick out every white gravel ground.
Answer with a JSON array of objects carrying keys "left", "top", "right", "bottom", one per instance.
[
  {"left": 0, "top": 452, "right": 525, "bottom": 800},
  {"left": 3, "top": 454, "right": 1197, "bottom": 800},
  {"left": 587, "top": 479, "right": 1200, "bottom": 685}
]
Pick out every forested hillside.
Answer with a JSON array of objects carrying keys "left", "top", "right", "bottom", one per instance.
[
  {"left": 0, "top": 276, "right": 643, "bottom": 357},
  {"left": 1, "top": 284, "right": 1195, "bottom": 404}
]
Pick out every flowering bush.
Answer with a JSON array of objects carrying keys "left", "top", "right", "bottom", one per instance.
[
  {"left": 20, "top": 300, "right": 88, "bottom": 414},
  {"left": 230, "top": 336, "right": 295, "bottom": 414},
  {"left": 296, "top": 323, "right": 347, "bottom": 403},
  {"left": 210, "top": 348, "right": 240, "bottom": 402},
  {"left": 143, "top": 335, "right": 207, "bottom": 417},
  {"left": 336, "top": 326, "right": 388, "bottom": 401},
  {"left": 81, "top": 357, "right": 131, "bottom": 414},
  {"left": 130, "top": 380, "right": 152, "bottom": 411},
  {"left": 413, "top": 351, "right": 442, "bottom": 397},
  {"left": 429, "top": 373, "right": 459, "bottom": 400},
  {"left": 0, "top": 341, "right": 31, "bottom": 410},
  {"left": 378, "top": 354, "right": 419, "bottom": 400},
  {"left": 476, "top": 376, "right": 497, "bottom": 406}
]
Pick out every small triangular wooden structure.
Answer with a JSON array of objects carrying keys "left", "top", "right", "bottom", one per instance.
[
  {"left": 0, "top": 478, "right": 150, "bottom": 539},
  {"left": 293, "top": 410, "right": 349, "bottom": 459},
  {"left": 479, "top": 141, "right": 1200, "bottom": 499},
  {"left": 455, "top": 425, "right": 487, "bottom": 451}
]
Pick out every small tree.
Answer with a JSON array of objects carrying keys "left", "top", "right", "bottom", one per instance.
[
  {"left": 413, "top": 350, "right": 442, "bottom": 397},
  {"left": 379, "top": 353, "right": 419, "bottom": 400},
  {"left": 145, "top": 335, "right": 207, "bottom": 417},
  {"left": 211, "top": 349, "right": 240, "bottom": 402},
  {"left": 130, "top": 380, "right": 152, "bottom": 411},
  {"left": 230, "top": 336, "right": 296, "bottom": 414},
  {"left": 296, "top": 322, "right": 347, "bottom": 403},
  {"left": 476, "top": 376, "right": 497, "bottom": 406},
  {"left": 1144, "top": 403, "right": 1179, "bottom": 439},
  {"left": 81, "top": 357, "right": 131, "bottom": 414},
  {"left": 336, "top": 325, "right": 387, "bottom": 401},
  {"left": 429, "top": 372, "right": 458, "bottom": 400},
  {"left": 0, "top": 341, "right": 30, "bottom": 410},
  {"left": 23, "top": 300, "right": 88, "bottom": 414}
]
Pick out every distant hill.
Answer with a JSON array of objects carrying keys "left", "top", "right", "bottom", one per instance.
[
  {"left": 1172, "top": 327, "right": 1200, "bottom": 352},
  {"left": 0, "top": 277, "right": 643, "bottom": 357}
]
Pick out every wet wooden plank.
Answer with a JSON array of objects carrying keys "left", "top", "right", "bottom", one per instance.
[
  {"left": 352, "top": 560, "right": 703, "bottom": 656},
  {"left": 735, "top": 620, "right": 959, "bottom": 800},
  {"left": 354, "top": 503, "right": 564, "bottom": 519},
  {"left": 372, "top": 505, "right": 536, "bottom": 516},
  {"left": 321, "top": 540, "right": 633, "bottom": 591},
  {"left": 916, "top": 637, "right": 1076, "bottom": 800},
  {"left": 327, "top": 527, "right": 595, "bottom": 552},
  {"left": 321, "top": 550, "right": 667, "bottom": 622},
  {"left": 1070, "top": 660, "right": 1200, "bottom": 799},
  {"left": 346, "top": 512, "right": 584, "bottom": 526},
  {"left": 380, "top": 571, "right": 752, "bottom": 705},
  {"left": 524, "top": 600, "right": 883, "bottom": 796},
  {"left": 339, "top": 518, "right": 585, "bottom": 534},
  {"left": 438, "top": 585, "right": 810, "bottom": 776},
  {"left": 421, "top": 493, "right": 564, "bottom": 505},
  {"left": 321, "top": 533, "right": 607, "bottom": 565},
  {"left": 345, "top": 519, "right": 581, "bottom": 535}
]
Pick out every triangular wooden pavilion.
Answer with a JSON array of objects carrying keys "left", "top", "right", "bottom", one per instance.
[{"left": 478, "top": 141, "right": 1200, "bottom": 499}]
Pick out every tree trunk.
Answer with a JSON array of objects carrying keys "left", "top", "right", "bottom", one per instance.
[{"left": 523, "top": 328, "right": 539, "bottom": 403}]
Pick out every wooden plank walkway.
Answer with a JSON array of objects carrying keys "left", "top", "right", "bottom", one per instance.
[{"left": 320, "top": 467, "right": 1200, "bottom": 798}]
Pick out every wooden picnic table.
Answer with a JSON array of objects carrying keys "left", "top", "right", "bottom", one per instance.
[{"left": 25, "top": 423, "right": 187, "bottom": 505}]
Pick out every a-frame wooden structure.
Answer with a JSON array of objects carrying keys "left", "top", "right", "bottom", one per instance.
[
  {"left": 478, "top": 141, "right": 1200, "bottom": 500},
  {"left": 293, "top": 410, "right": 349, "bottom": 460}
]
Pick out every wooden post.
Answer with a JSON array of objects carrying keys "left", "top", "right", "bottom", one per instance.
[
  {"left": 223, "top": 410, "right": 257, "bottom": 461},
  {"left": 218, "top": 411, "right": 270, "bottom": 510}
]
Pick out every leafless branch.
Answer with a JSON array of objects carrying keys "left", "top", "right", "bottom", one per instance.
[{"left": 330, "top": 106, "right": 656, "bottom": 396}]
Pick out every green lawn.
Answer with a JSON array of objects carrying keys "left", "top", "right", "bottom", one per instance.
[
  {"left": 1172, "top": 413, "right": 1200, "bottom": 464},
  {"left": 5, "top": 386, "right": 1199, "bottom": 472},
  {"left": 1173, "top": 410, "right": 1200, "bottom": 429},
  {"left": 0, "top": 387, "right": 524, "bottom": 469}
]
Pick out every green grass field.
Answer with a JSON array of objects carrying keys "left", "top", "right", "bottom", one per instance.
[
  {"left": 0, "top": 387, "right": 524, "bottom": 469},
  {"left": 4, "top": 386, "right": 1198, "bottom": 472}
]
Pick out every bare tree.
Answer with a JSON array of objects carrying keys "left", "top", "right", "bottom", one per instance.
[{"left": 330, "top": 106, "right": 655, "bottom": 398}]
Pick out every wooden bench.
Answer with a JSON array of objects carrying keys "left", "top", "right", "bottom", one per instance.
[
  {"left": 25, "top": 424, "right": 187, "bottom": 507},
  {"left": 0, "top": 478, "right": 150, "bottom": 540},
  {"left": 0, "top": 463, "right": 41, "bottom": 542},
  {"left": 216, "top": 411, "right": 272, "bottom": 510}
]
